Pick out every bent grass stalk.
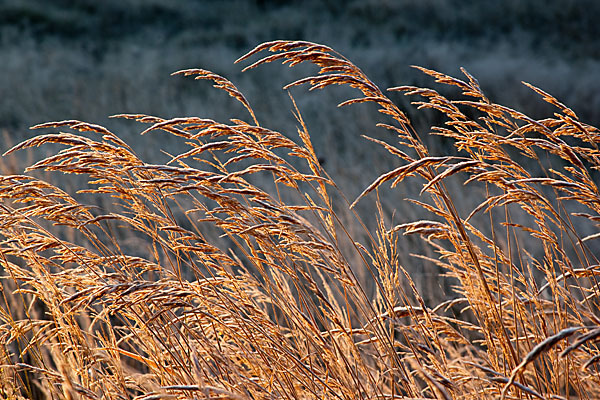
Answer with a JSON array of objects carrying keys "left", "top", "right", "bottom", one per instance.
[{"left": 1, "top": 40, "right": 599, "bottom": 399}]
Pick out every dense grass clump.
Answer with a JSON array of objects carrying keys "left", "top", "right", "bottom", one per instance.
[{"left": 1, "top": 41, "right": 600, "bottom": 399}]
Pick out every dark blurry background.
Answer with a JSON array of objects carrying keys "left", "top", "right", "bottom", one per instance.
[
  {"left": 1, "top": 0, "right": 599, "bottom": 300},
  {"left": 2, "top": 0, "right": 599, "bottom": 147},
  {"left": 3, "top": 0, "right": 600, "bottom": 195}
]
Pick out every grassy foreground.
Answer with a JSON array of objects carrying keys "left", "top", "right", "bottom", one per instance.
[{"left": 1, "top": 41, "right": 600, "bottom": 399}]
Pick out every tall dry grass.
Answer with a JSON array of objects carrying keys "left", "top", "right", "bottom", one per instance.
[{"left": 1, "top": 40, "right": 600, "bottom": 399}]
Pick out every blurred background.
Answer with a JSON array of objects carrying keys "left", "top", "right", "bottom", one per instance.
[
  {"left": 2, "top": 0, "right": 599, "bottom": 159},
  {"left": 2, "top": 0, "right": 600, "bottom": 163},
  {"left": 1, "top": 0, "right": 599, "bottom": 299}
]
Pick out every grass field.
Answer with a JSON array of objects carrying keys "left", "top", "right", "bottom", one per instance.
[
  {"left": 1, "top": 38, "right": 600, "bottom": 399},
  {"left": 1, "top": 2, "right": 600, "bottom": 399}
]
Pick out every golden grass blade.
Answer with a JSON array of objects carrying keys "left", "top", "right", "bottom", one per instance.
[
  {"left": 172, "top": 69, "right": 258, "bottom": 126},
  {"left": 522, "top": 81, "right": 578, "bottom": 119},
  {"left": 419, "top": 160, "right": 481, "bottom": 195},
  {"left": 501, "top": 327, "right": 584, "bottom": 399},
  {"left": 351, "top": 157, "right": 450, "bottom": 208}
]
